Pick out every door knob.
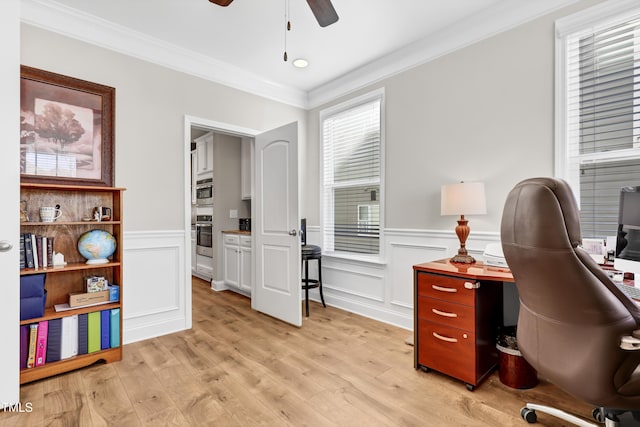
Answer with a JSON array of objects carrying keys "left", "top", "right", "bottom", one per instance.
[
  {"left": 288, "top": 229, "right": 297, "bottom": 236},
  {"left": 0, "top": 241, "right": 13, "bottom": 252}
]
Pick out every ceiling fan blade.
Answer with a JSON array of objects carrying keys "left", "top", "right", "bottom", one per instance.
[
  {"left": 306, "top": 0, "right": 339, "bottom": 27},
  {"left": 209, "top": 0, "right": 234, "bottom": 6}
]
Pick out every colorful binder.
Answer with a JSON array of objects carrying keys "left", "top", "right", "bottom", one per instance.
[
  {"left": 35, "top": 320, "right": 48, "bottom": 366},
  {"left": 87, "top": 311, "right": 101, "bottom": 353},
  {"left": 61, "top": 315, "right": 78, "bottom": 360},
  {"left": 110, "top": 309, "right": 120, "bottom": 348},
  {"left": 19, "top": 325, "right": 29, "bottom": 369},
  {"left": 46, "top": 318, "right": 62, "bottom": 363},
  {"left": 100, "top": 310, "right": 110, "bottom": 350},
  {"left": 26, "top": 324, "right": 38, "bottom": 368},
  {"left": 77, "top": 313, "right": 88, "bottom": 355}
]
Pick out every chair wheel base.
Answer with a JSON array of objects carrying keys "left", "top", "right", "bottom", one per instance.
[
  {"left": 592, "top": 408, "right": 604, "bottom": 423},
  {"left": 521, "top": 407, "right": 538, "bottom": 424}
]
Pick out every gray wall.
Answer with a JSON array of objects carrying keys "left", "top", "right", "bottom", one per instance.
[
  {"left": 21, "top": 1, "right": 605, "bottom": 237},
  {"left": 212, "top": 132, "right": 250, "bottom": 280},
  {"left": 304, "top": 0, "right": 604, "bottom": 232},
  {"left": 21, "top": 23, "right": 306, "bottom": 232}
]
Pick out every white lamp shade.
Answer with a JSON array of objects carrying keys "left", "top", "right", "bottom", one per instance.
[{"left": 441, "top": 182, "right": 487, "bottom": 216}]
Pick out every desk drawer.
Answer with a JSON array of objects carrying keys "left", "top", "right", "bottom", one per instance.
[
  {"left": 417, "top": 272, "right": 476, "bottom": 306},
  {"left": 417, "top": 319, "right": 476, "bottom": 384},
  {"left": 417, "top": 296, "right": 475, "bottom": 330}
]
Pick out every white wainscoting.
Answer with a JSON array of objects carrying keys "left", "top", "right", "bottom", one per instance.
[
  {"left": 122, "top": 230, "right": 190, "bottom": 344},
  {"left": 121, "top": 228, "right": 505, "bottom": 343},
  {"left": 305, "top": 226, "right": 501, "bottom": 330}
]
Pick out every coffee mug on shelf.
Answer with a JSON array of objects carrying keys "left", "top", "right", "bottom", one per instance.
[{"left": 40, "top": 206, "right": 62, "bottom": 223}]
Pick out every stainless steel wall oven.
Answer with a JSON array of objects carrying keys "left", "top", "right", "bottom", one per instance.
[{"left": 196, "top": 214, "right": 213, "bottom": 257}]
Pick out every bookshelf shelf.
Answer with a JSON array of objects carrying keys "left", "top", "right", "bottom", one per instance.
[
  {"left": 20, "top": 261, "right": 122, "bottom": 276},
  {"left": 19, "top": 182, "right": 125, "bottom": 384},
  {"left": 22, "top": 221, "right": 121, "bottom": 226},
  {"left": 19, "top": 347, "right": 122, "bottom": 384},
  {"left": 19, "top": 303, "right": 121, "bottom": 326}
]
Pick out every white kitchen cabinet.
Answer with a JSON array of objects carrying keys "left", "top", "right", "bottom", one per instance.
[
  {"left": 238, "top": 236, "right": 252, "bottom": 293},
  {"left": 195, "top": 132, "right": 214, "bottom": 175},
  {"left": 240, "top": 137, "right": 253, "bottom": 200},
  {"left": 223, "top": 233, "right": 252, "bottom": 294},
  {"left": 223, "top": 235, "right": 239, "bottom": 288}
]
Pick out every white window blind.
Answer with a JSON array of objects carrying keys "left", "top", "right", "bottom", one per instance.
[
  {"left": 560, "top": 9, "right": 640, "bottom": 238},
  {"left": 321, "top": 92, "right": 383, "bottom": 255}
]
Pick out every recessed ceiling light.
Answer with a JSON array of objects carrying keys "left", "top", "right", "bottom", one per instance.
[{"left": 293, "top": 58, "right": 309, "bottom": 68}]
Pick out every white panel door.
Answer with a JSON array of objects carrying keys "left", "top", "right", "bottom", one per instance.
[
  {"left": 0, "top": 0, "right": 21, "bottom": 405},
  {"left": 253, "top": 122, "right": 301, "bottom": 326}
]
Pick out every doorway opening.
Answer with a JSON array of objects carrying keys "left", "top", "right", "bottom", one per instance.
[{"left": 183, "top": 115, "right": 258, "bottom": 329}]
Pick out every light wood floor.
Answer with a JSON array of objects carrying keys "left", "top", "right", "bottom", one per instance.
[{"left": 1, "top": 277, "right": 593, "bottom": 426}]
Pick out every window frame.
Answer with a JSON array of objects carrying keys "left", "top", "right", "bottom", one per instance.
[
  {"left": 555, "top": 1, "right": 640, "bottom": 237},
  {"left": 319, "top": 88, "right": 385, "bottom": 262}
]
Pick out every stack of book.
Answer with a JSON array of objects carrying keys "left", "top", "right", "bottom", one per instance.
[
  {"left": 20, "top": 308, "right": 120, "bottom": 369},
  {"left": 20, "top": 233, "right": 54, "bottom": 270}
]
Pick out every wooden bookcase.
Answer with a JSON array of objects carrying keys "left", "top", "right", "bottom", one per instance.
[{"left": 19, "top": 182, "right": 124, "bottom": 384}]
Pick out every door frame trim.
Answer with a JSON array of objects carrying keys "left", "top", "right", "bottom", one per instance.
[{"left": 183, "top": 115, "right": 259, "bottom": 329}]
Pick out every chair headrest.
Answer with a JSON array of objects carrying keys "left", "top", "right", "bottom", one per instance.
[{"left": 501, "top": 177, "right": 582, "bottom": 250}]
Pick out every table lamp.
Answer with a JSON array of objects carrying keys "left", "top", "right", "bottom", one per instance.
[{"left": 441, "top": 181, "right": 487, "bottom": 264}]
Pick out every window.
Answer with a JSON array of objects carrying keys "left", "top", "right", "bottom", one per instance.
[
  {"left": 321, "top": 89, "right": 384, "bottom": 256},
  {"left": 557, "top": 4, "right": 640, "bottom": 239}
]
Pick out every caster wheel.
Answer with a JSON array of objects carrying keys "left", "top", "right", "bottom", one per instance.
[
  {"left": 592, "top": 407, "right": 605, "bottom": 423},
  {"left": 521, "top": 407, "right": 537, "bottom": 424},
  {"left": 465, "top": 383, "right": 475, "bottom": 391}
]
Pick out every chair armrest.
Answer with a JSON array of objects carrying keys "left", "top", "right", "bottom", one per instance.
[{"left": 621, "top": 330, "right": 640, "bottom": 350}]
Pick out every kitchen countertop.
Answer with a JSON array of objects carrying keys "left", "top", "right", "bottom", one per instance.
[{"left": 222, "top": 230, "right": 251, "bottom": 235}]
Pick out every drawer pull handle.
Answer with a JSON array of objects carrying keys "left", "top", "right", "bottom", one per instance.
[
  {"left": 464, "top": 281, "right": 480, "bottom": 290},
  {"left": 433, "top": 332, "right": 458, "bottom": 343},
  {"left": 432, "top": 308, "right": 457, "bottom": 318},
  {"left": 432, "top": 284, "right": 457, "bottom": 293}
]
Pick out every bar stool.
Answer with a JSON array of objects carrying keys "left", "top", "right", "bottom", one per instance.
[{"left": 301, "top": 244, "right": 325, "bottom": 317}]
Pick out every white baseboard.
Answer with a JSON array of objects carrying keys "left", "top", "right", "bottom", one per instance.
[{"left": 211, "top": 279, "right": 229, "bottom": 291}]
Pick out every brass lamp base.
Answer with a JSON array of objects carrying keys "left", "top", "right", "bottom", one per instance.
[{"left": 450, "top": 214, "right": 477, "bottom": 264}]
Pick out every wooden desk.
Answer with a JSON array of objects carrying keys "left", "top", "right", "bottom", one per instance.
[{"left": 413, "top": 259, "right": 514, "bottom": 390}]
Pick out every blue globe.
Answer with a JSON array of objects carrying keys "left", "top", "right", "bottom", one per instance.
[{"left": 77, "top": 229, "right": 117, "bottom": 265}]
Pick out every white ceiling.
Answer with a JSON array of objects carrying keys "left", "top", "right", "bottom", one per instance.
[{"left": 21, "top": 0, "right": 579, "bottom": 108}]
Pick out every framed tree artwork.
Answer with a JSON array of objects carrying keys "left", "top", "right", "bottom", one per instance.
[{"left": 20, "top": 65, "right": 115, "bottom": 187}]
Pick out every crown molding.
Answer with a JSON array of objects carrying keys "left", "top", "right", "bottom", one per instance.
[
  {"left": 306, "top": 0, "right": 580, "bottom": 109},
  {"left": 21, "top": 0, "right": 578, "bottom": 110},
  {"left": 20, "top": 0, "right": 309, "bottom": 108},
  {"left": 555, "top": 0, "right": 640, "bottom": 37}
]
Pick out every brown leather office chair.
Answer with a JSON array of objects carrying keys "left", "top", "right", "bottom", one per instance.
[{"left": 501, "top": 177, "right": 640, "bottom": 426}]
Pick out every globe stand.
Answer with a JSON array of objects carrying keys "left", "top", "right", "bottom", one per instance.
[{"left": 85, "top": 258, "right": 110, "bottom": 265}]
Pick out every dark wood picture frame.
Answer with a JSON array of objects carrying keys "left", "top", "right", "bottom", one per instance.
[{"left": 20, "top": 65, "right": 115, "bottom": 187}]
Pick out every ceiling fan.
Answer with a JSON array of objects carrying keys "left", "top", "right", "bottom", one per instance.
[{"left": 208, "top": 0, "right": 339, "bottom": 27}]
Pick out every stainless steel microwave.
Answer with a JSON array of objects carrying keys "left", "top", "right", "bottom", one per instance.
[{"left": 195, "top": 178, "right": 213, "bottom": 205}]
